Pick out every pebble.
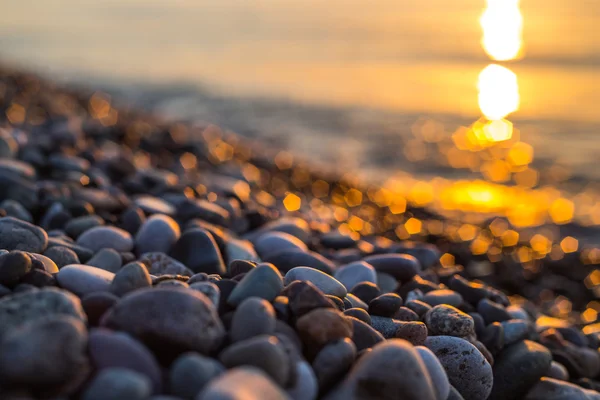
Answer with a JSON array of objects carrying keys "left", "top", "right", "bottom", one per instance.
[
  {"left": 394, "top": 306, "right": 420, "bottom": 322},
  {"left": 82, "top": 368, "right": 152, "bottom": 400},
  {"left": 228, "top": 263, "right": 283, "bottom": 307},
  {"left": 405, "top": 299, "right": 432, "bottom": 317},
  {"left": 135, "top": 214, "right": 180, "bottom": 255},
  {"left": 64, "top": 215, "right": 105, "bottom": 239},
  {"left": 425, "top": 335, "right": 493, "bottom": 400},
  {"left": 421, "top": 289, "right": 464, "bottom": 308},
  {"left": 425, "top": 305, "right": 475, "bottom": 337},
  {"left": 0, "top": 251, "right": 32, "bottom": 287},
  {"left": 333, "top": 261, "right": 377, "bottom": 291},
  {"left": 250, "top": 217, "right": 311, "bottom": 244},
  {"left": 29, "top": 252, "right": 59, "bottom": 274},
  {"left": 169, "top": 228, "right": 226, "bottom": 275},
  {"left": 363, "top": 254, "right": 420, "bottom": 283},
  {"left": 0, "top": 199, "right": 32, "bottom": 222},
  {"left": 547, "top": 361, "right": 570, "bottom": 381},
  {"left": 0, "top": 316, "right": 89, "bottom": 393},
  {"left": 312, "top": 338, "right": 356, "bottom": 391},
  {"left": 139, "top": 252, "right": 193, "bottom": 277},
  {"left": 190, "top": 281, "right": 221, "bottom": 306},
  {"left": 350, "top": 281, "right": 381, "bottom": 304},
  {"left": 197, "top": 366, "right": 290, "bottom": 400},
  {"left": 81, "top": 292, "right": 119, "bottom": 326},
  {"left": 344, "top": 308, "right": 372, "bottom": 325},
  {"left": 296, "top": 308, "right": 353, "bottom": 352},
  {"left": 525, "top": 377, "right": 600, "bottom": 400},
  {"left": 231, "top": 297, "right": 276, "bottom": 342},
  {"left": 345, "top": 293, "right": 368, "bottom": 310},
  {"left": 86, "top": 248, "right": 123, "bottom": 272},
  {"left": 264, "top": 248, "right": 335, "bottom": 275},
  {"left": 134, "top": 195, "right": 176, "bottom": 216},
  {"left": 0, "top": 217, "right": 48, "bottom": 253},
  {"left": 326, "top": 339, "right": 437, "bottom": 400},
  {"left": 169, "top": 352, "right": 224, "bottom": 399},
  {"left": 287, "top": 360, "right": 318, "bottom": 400},
  {"left": 109, "top": 262, "right": 152, "bottom": 297},
  {"left": 489, "top": 340, "right": 553, "bottom": 400},
  {"left": 76, "top": 226, "right": 134, "bottom": 253},
  {"left": 478, "top": 298, "right": 512, "bottom": 324},
  {"left": 102, "top": 287, "right": 225, "bottom": 362},
  {"left": 57, "top": 264, "right": 115, "bottom": 296},
  {"left": 347, "top": 316, "right": 385, "bottom": 351},
  {"left": 44, "top": 246, "right": 80, "bottom": 268},
  {"left": 253, "top": 231, "right": 308, "bottom": 259},
  {"left": 368, "top": 293, "right": 403, "bottom": 317},
  {"left": 47, "top": 237, "right": 94, "bottom": 263},
  {"left": 416, "top": 346, "right": 450, "bottom": 400},
  {"left": 0, "top": 287, "right": 86, "bottom": 339},
  {"left": 219, "top": 335, "right": 291, "bottom": 386},
  {"left": 376, "top": 271, "right": 398, "bottom": 293},
  {"left": 88, "top": 329, "right": 162, "bottom": 393},
  {"left": 285, "top": 267, "right": 347, "bottom": 298},
  {"left": 225, "top": 238, "right": 261, "bottom": 264},
  {"left": 501, "top": 319, "right": 531, "bottom": 345}
]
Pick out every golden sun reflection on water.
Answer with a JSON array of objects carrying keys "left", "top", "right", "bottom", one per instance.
[
  {"left": 480, "top": 0, "right": 523, "bottom": 61},
  {"left": 478, "top": 64, "right": 520, "bottom": 121}
]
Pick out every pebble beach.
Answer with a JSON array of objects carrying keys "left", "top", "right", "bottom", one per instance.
[{"left": 1, "top": 66, "right": 600, "bottom": 400}]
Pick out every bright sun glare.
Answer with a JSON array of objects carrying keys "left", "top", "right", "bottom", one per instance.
[
  {"left": 478, "top": 64, "right": 520, "bottom": 121},
  {"left": 480, "top": 0, "right": 523, "bottom": 61}
]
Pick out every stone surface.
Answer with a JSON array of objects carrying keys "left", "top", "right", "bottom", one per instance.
[
  {"left": 312, "top": 338, "right": 356, "bottom": 391},
  {"left": 135, "top": 214, "right": 180, "bottom": 255},
  {"left": 82, "top": 368, "right": 152, "bottom": 400},
  {"left": 0, "top": 250, "right": 32, "bottom": 287},
  {"left": 489, "top": 340, "right": 553, "bottom": 400},
  {"left": 169, "top": 352, "right": 225, "bottom": 399},
  {"left": 102, "top": 287, "right": 225, "bottom": 362},
  {"left": 228, "top": 263, "right": 283, "bottom": 306},
  {"left": 0, "top": 288, "right": 86, "bottom": 339},
  {"left": 169, "top": 228, "right": 226, "bottom": 275},
  {"left": 0, "top": 217, "right": 48, "bottom": 253},
  {"left": 140, "top": 252, "right": 193, "bottom": 277},
  {"left": 264, "top": 249, "right": 335, "bottom": 275},
  {"left": 231, "top": 297, "right": 276, "bottom": 342},
  {"left": 425, "top": 336, "right": 493, "bottom": 400},
  {"left": 219, "top": 335, "right": 291, "bottom": 386},
  {"left": 44, "top": 246, "right": 80, "bottom": 268},
  {"left": 284, "top": 267, "right": 347, "bottom": 298},
  {"left": 86, "top": 248, "right": 122, "bottom": 273},
  {"left": 416, "top": 346, "right": 450, "bottom": 400},
  {"left": 109, "top": 262, "right": 152, "bottom": 297},
  {"left": 363, "top": 254, "right": 420, "bottom": 283},
  {"left": 77, "top": 226, "right": 134, "bottom": 253},
  {"left": 296, "top": 308, "right": 353, "bottom": 351},
  {"left": 333, "top": 261, "right": 377, "bottom": 291},
  {"left": 326, "top": 339, "right": 437, "bottom": 400},
  {"left": 197, "top": 367, "right": 290, "bottom": 400},
  {"left": 253, "top": 231, "right": 308, "bottom": 259},
  {"left": 88, "top": 329, "right": 162, "bottom": 393},
  {"left": 425, "top": 305, "right": 475, "bottom": 337},
  {"left": 0, "top": 316, "right": 89, "bottom": 393},
  {"left": 57, "top": 264, "right": 115, "bottom": 296}
]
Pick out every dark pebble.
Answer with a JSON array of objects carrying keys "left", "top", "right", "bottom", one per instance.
[{"left": 368, "top": 293, "right": 403, "bottom": 317}]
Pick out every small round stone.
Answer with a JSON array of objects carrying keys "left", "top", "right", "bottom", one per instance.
[
  {"left": 228, "top": 263, "right": 283, "bottom": 307},
  {"left": 170, "top": 228, "right": 225, "bottom": 275},
  {"left": 422, "top": 289, "right": 464, "bottom": 308},
  {"left": 0, "top": 250, "right": 32, "bottom": 287},
  {"left": 547, "top": 361, "right": 570, "bottom": 381},
  {"left": 57, "top": 264, "right": 115, "bottom": 296},
  {"left": 231, "top": 297, "right": 276, "bottom": 342},
  {"left": 425, "top": 335, "right": 493, "bottom": 400},
  {"left": 344, "top": 308, "right": 372, "bottom": 325},
  {"left": 368, "top": 293, "right": 403, "bottom": 317},
  {"left": 110, "top": 262, "right": 152, "bottom": 297},
  {"left": 425, "top": 305, "right": 475, "bottom": 337},
  {"left": 86, "top": 248, "right": 122, "bottom": 273},
  {"left": 88, "top": 329, "right": 162, "bottom": 393},
  {"left": 350, "top": 282, "right": 381, "bottom": 304},
  {"left": 296, "top": 308, "right": 353, "bottom": 352},
  {"left": 169, "top": 352, "right": 225, "bottom": 399},
  {"left": 333, "top": 261, "right": 377, "bottom": 291},
  {"left": 135, "top": 214, "right": 180, "bottom": 255},
  {"left": 416, "top": 346, "right": 450, "bottom": 400},
  {"left": 197, "top": 366, "right": 290, "bottom": 400},
  {"left": 77, "top": 226, "right": 134, "bottom": 253},
  {"left": 327, "top": 339, "right": 437, "bottom": 400},
  {"left": 287, "top": 360, "right": 318, "bottom": 400},
  {"left": 44, "top": 246, "right": 80, "bottom": 268},
  {"left": 363, "top": 254, "right": 421, "bottom": 283},
  {"left": 477, "top": 298, "right": 512, "bottom": 325},
  {"left": 190, "top": 281, "right": 220, "bottom": 306},
  {"left": 285, "top": 267, "right": 347, "bottom": 298},
  {"left": 394, "top": 306, "right": 420, "bottom": 322},
  {"left": 347, "top": 316, "right": 385, "bottom": 352},
  {"left": 264, "top": 249, "right": 335, "bottom": 275},
  {"left": 253, "top": 231, "right": 307, "bottom": 259},
  {"left": 0, "top": 316, "right": 89, "bottom": 392},
  {"left": 102, "top": 287, "right": 225, "bottom": 363},
  {"left": 82, "top": 368, "right": 151, "bottom": 400},
  {"left": 219, "top": 335, "right": 291, "bottom": 386},
  {"left": 82, "top": 292, "right": 119, "bottom": 326},
  {"left": 0, "top": 217, "right": 48, "bottom": 253},
  {"left": 312, "top": 338, "right": 357, "bottom": 391},
  {"left": 140, "top": 252, "right": 193, "bottom": 277}
]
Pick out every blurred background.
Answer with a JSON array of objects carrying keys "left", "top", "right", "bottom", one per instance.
[{"left": 1, "top": 0, "right": 600, "bottom": 232}]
